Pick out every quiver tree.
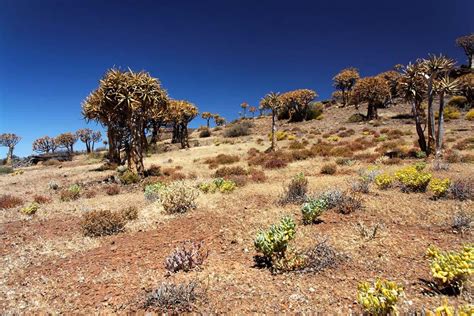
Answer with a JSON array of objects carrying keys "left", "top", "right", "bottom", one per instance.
[
  {"left": 434, "top": 76, "right": 459, "bottom": 157},
  {"left": 260, "top": 92, "right": 283, "bottom": 151},
  {"left": 278, "top": 89, "right": 317, "bottom": 122},
  {"left": 76, "top": 129, "right": 102, "bottom": 153},
  {"left": 32, "top": 136, "right": 57, "bottom": 154},
  {"left": 201, "top": 112, "right": 213, "bottom": 128},
  {"left": 420, "top": 55, "right": 456, "bottom": 155},
  {"left": 456, "top": 33, "right": 474, "bottom": 69},
  {"left": 240, "top": 102, "right": 248, "bottom": 118},
  {"left": 213, "top": 114, "right": 226, "bottom": 126},
  {"left": 351, "top": 76, "right": 390, "bottom": 120},
  {"left": 457, "top": 73, "right": 474, "bottom": 107},
  {"left": 82, "top": 68, "right": 169, "bottom": 176},
  {"left": 0, "top": 133, "right": 21, "bottom": 163},
  {"left": 398, "top": 62, "right": 428, "bottom": 153},
  {"left": 168, "top": 100, "right": 198, "bottom": 149},
  {"left": 377, "top": 70, "right": 401, "bottom": 105},
  {"left": 56, "top": 132, "right": 78, "bottom": 154},
  {"left": 249, "top": 106, "right": 257, "bottom": 117},
  {"left": 332, "top": 67, "right": 360, "bottom": 106}
]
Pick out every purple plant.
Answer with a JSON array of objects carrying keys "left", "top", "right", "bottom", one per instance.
[{"left": 165, "top": 241, "right": 208, "bottom": 273}]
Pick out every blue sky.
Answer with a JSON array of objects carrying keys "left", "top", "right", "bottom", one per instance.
[{"left": 0, "top": 0, "right": 472, "bottom": 157}]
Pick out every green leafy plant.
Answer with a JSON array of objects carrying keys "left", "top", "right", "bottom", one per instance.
[
  {"left": 395, "top": 165, "right": 432, "bottom": 192},
  {"left": 199, "top": 178, "right": 236, "bottom": 193},
  {"left": 301, "top": 198, "right": 328, "bottom": 224},
  {"left": 119, "top": 170, "right": 140, "bottom": 184},
  {"left": 60, "top": 184, "right": 81, "bottom": 201},
  {"left": 426, "top": 244, "right": 473, "bottom": 293},
  {"left": 254, "top": 216, "right": 296, "bottom": 258},
  {"left": 428, "top": 178, "right": 451, "bottom": 199},
  {"left": 357, "top": 278, "right": 404, "bottom": 315},
  {"left": 21, "top": 202, "right": 39, "bottom": 215},
  {"left": 144, "top": 182, "right": 166, "bottom": 202}
]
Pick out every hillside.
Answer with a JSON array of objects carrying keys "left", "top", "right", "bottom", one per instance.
[{"left": 1, "top": 103, "right": 473, "bottom": 314}]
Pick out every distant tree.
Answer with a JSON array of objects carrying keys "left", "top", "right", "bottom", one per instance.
[
  {"left": 398, "top": 62, "right": 428, "bottom": 153},
  {"left": 332, "top": 68, "right": 360, "bottom": 106},
  {"left": 260, "top": 92, "right": 283, "bottom": 151},
  {"left": 76, "top": 129, "right": 102, "bottom": 153},
  {"left": 457, "top": 73, "right": 474, "bottom": 106},
  {"left": 240, "top": 102, "right": 248, "bottom": 118},
  {"left": 419, "top": 55, "right": 456, "bottom": 155},
  {"left": 249, "top": 106, "right": 257, "bottom": 117},
  {"left": 279, "top": 89, "right": 317, "bottom": 122},
  {"left": 167, "top": 100, "right": 198, "bottom": 148},
  {"left": 434, "top": 76, "right": 459, "bottom": 156},
  {"left": 377, "top": 70, "right": 401, "bottom": 105},
  {"left": 213, "top": 114, "right": 226, "bottom": 126},
  {"left": 351, "top": 76, "right": 390, "bottom": 120},
  {"left": 331, "top": 90, "right": 344, "bottom": 104},
  {"left": 32, "top": 136, "right": 57, "bottom": 154},
  {"left": 55, "top": 132, "right": 78, "bottom": 154},
  {"left": 82, "top": 68, "right": 169, "bottom": 176},
  {"left": 201, "top": 112, "right": 213, "bottom": 128},
  {"left": 456, "top": 33, "right": 474, "bottom": 68},
  {"left": 0, "top": 133, "right": 21, "bottom": 163},
  {"left": 258, "top": 104, "right": 266, "bottom": 116}
]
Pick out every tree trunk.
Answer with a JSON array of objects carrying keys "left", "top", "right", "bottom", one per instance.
[
  {"left": 412, "top": 101, "right": 427, "bottom": 153},
  {"left": 270, "top": 111, "right": 276, "bottom": 151},
  {"left": 171, "top": 124, "right": 180, "bottom": 144},
  {"left": 107, "top": 128, "right": 121, "bottom": 164},
  {"left": 427, "top": 76, "right": 435, "bottom": 155},
  {"left": 366, "top": 103, "right": 378, "bottom": 120},
  {"left": 342, "top": 88, "right": 347, "bottom": 107},
  {"left": 206, "top": 119, "right": 210, "bottom": 128},
  {"left": 6, "top": 146, "right": 14, "bottom": 164},
  {"left": 85, "top": 142, "right": 91, "bottom": 154},
  {"left": 435, "top": 91, "right": 445, "bottom": 157},
  {"left": 129, "top": 119, "right": 145, "bottom": 177}
]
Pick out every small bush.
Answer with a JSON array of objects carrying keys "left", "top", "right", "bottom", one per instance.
[
  {"left": 435, "top": 105, "right": 460, "bottom": 120},
  {"left": 320, "top": 163, "right": 337, "bottom": 175},
  {"left": 302, "top": 240, "right": 341, "bottom": 273},
  {"left": 145, "top": 165, "right": 162, "bottom": 177},
  {"left": 327, "top": 135, "right": 340, "bottom": 142},
  {"left": 374, "top": 173, "right": 394, "bottom": 189},
  {"left": 205, "top": 154, "right": 239, "bottom": 167},
  {"left": 278, "top": 173, "right": 308, "bottom": 204},
  {"left": 21, "top": 202, "right": 39, "bottom": 215},
  {"left": 449, "top": 179, "right": 473, "bottom": 201},
  {"left": 426, "top": 245, "right": 473, "bottom": 294},
  {"left": 254, "top": 216, "right": 296, "bottom": 258},
  {"left": 60, "top": 184, "right": 81, "bottom": 201},
  {"left": 263, "top": 157, "right": 287, "bottom": 169},
  {"left": 81, "top": 210, "right": 127, "bottom": 237},
  {"left": 33, "top": 194, "right": 52, "bottom": 204},
  {"left": 268, "top": 130, "right": 288, "bottom": 141},
  {"left": 249, "top": 169, "right": 266, "bottom": 182},
  {"left": 121, "top": 206, "right": 138, "bottom": 221},
  {"left": 448, "top": 95, "right": 468, "bottom": 109},
  {"left": 318, "top": 189, "right": 344, "bottom": 209},
  {"left": 213, "top": 166, "right": 247, "bottom": 178},
  {"left": 43, "top": 159, "right": 61, "bottom": 166},
  {"left": 198, "top": 128, "right": 211, "bottom": 138},
  {"left": 165, "top": 241, "right": 208, "bottom": 273},
  {"left": 428, "top": 178, "right": 451, "bottom": 199},
  {"left": 144, "top": 282, "right": 198, "bottom": 312},
  {"left": 289, "top": 140, "right": 305, "bottom": 150},
  {"left": 301, "top": 197, "right": 327, "bottom": 224},
  {"left": 144, "top": 182, "right": 166, "bottom": 202},
  {"left": 199, "top": 178, "right": 236, "bottom": 193},
  {"left": 452, "top": 211, "right": 472, "bottom": 234},
  {"left": 160, "top": 181, "right": 199, "bottom": 214},
  {"left": 333, "top": 193, "right": 362, "bottom": 214},
  {"left": 348, "top": 113, "right": 365, "bottom": 123},
  {"left": 350, "top": 178, "right": 370, "bottom": 194},
  {"left": 444, "top": 150, "right": 461, "bottom": 163},
  {"left": 223, "top": 122, "right": 251, "bottom": 137},
  {"left": 105, "top": 184, "right": 120, "bottom": 196},
  {"left": 357, "top": 279, "right": 404, "bottom": 315},
  {"left": 0, "top": 194, "right": 23, "bottom": 209},
  {"left": 466, "top": 109, "right": 474, "bottom": 121},
  {"left": 119, "top": 170, "right": 140, "bottom": 185},
  {"left": 48, "top": 181, "right": 59, "bottom": 190},
  {"left": 0, "top": 166, "right": 13, "bottom": 175},
  {"left": 395, "top": 166, "right": 432, "bottom": 192}
]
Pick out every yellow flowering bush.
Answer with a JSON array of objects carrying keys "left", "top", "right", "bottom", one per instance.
[
  {"left": 199, "top": 178, "right": 236, "bottom": 193},
  {"left": 427, "top": 300, "right": 474, "bottom": 316},
  {"left": 428, "top": 178, "right": 451, "bottom": 199},
  {"left": 357, "top": 278, "right": 404, "bottom": 315},
  {"left": 395, "top": 166, "right": 432, "bottom": 192},
  {"left": 374, "top": 173, "right": 394, "bottom": 189},
  {"left": 327, "top": 135, "right": 341, "bottom": 142},
  {"left": 426, "top": 244, "right": 473, "bottom": 292},
  {"left": 21, "top": 202, "right": 39, "bottom": 215}
]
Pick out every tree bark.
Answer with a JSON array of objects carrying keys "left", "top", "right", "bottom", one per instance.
[
  {"left": 366, "top": 103, "right": 378, "bottom": 120},
  {"left": 435, "top": 91, "right": 445, "bottom": 157},
  {"left": 6, "top": 146, "right": 13, "bottom": 164},
  {"left": 107, "top": 128, "right": 121, "bottom": 164},
  {"left": 427, "top": 76, "right": 435, "bottom": 156},
  {"left": 412, "top": 101, "right": 427, "bottom": 153},
  {"left": 270, "top": 111, "right": 276, "bottom": 151}
]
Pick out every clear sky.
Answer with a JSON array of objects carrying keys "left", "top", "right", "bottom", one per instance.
[{"left": 0, "top": 0, "right": 472, "bottom": 157}]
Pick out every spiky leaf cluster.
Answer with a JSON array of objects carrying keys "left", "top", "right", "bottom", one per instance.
[{"left": 254, "top": 216, "right": 296, "bottom": 258}]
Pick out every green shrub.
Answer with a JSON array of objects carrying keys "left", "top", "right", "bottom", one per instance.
[
  {"left": 306, "top": 102, "right": 324, "bottom": 120},
  {"left": 160, "top": 181, "right": 199, "bottom": 214},
  {"left": 119, "top": 170, "right": 140, "bottom": 184},
  {"left": 357, "top": 278, "right": 404, "bottom": 315},
  {"left": 301, "top": 198, "right": 327, "bottom": 224},
  {"left": 395, "top": 166, "right": 432, "bottom": 192},
  {"left": 254, "top": 216, "right": 296, "bottom": 258},
  {"left": 60, "top": 184, "right": 81, "bottom": 201},
  {"left": 0, "top": 166, "right": 13, "bottom": 175},
  {"left": 374, "top": 173, "right": 394, "bottom": 189},
  {"left": 223, "top": 121, "right": 252, "bottom": 137},
  {"left": 199, "top": 178, "right": 236, "bottom": 193},
  {"left": 348, "top": 113, "right": 365, "bottom": 123},
  {"left": 144, "top": 182, "right": 166, "bottom": 202},
  {"left": 426, "top": 244, "right": 473, "bottom": 293},
  {"left": 428, "top": 178, "right": 451, "bottom": 199},
  {"left": 199, "top": 128, "right": 211, "bottom": 138},
  {"left": 21, "top": 202, "right": 39, "bottom": 215}
]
